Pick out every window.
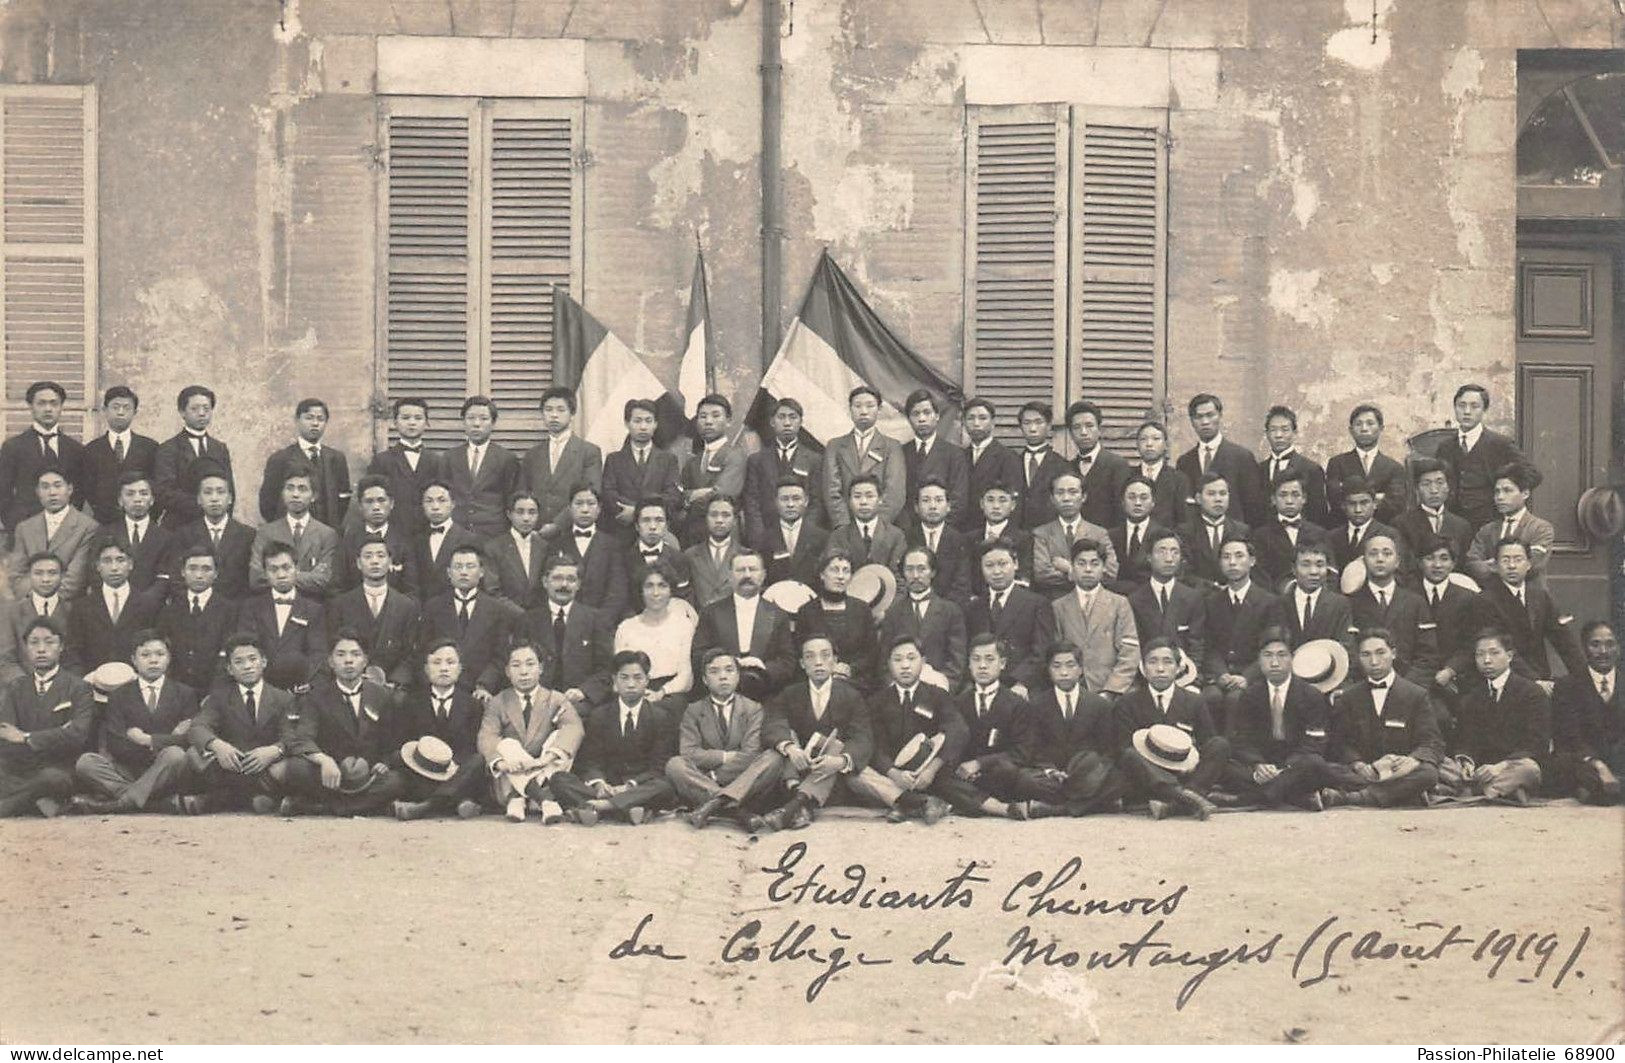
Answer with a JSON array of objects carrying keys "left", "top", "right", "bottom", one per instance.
[
  {"left": 964, "top": 103, "right": 1166, "bottom": 451},
  {"left": 378, "top": 96, "right": 583, "bottom": 449},
  {"left": 0, "top": 85, "right": 97, "bottom": 437}
]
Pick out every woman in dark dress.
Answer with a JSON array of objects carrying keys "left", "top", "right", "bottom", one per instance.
[{"left": 793, "top": 548, "right": 880, "bottom": 693}]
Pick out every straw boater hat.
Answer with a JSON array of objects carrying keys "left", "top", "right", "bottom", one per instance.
[
  {"left": 762, "top": 580, "right": 817, "bottom": 613},
  {"left": 1292, "top": 638, "right": 1350, "bottom": 693},
  {"left": 337, "top": 756, "right": 379, "bottom": 794},
  {"left": 1446, "top": 572, "right": 1481, "bottom": 594},
  {"left": 847, "top": 563, "right": 898, "bottom": 619},
  {"left": 1132, "top": 724, "right": 1199, "bottom": 773},
  {"left": 1138, "top": 646, "right": 1201, "bottom": 689},
  {"left": 893, "top": 732, "right": 945, "bottom": 773},
  {"left": 1577, "top": 485, "right": 1625, "bottom": 541},
  {"left": 400, "top": 735, "right": 458, "bottom": 782},
  {"left": 1340, "top": 558, "right": 1367, "bottom": 595},
  {"left": 86, "top": 662, "right": 137, "bottom": 703}
]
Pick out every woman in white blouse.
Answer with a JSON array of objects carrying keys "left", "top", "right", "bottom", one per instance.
[{"left": 613, "top": 559, "right": 697, "bottom": 710}]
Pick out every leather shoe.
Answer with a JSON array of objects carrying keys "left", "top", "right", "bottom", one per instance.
[
  {"left": 1006, "top": 801, "right": 1031, "bottom": 821},
  {"left": 569, "top": 806, "right": 599, "bottom": 827},
  {"left": 250, "top": 795, "right": 279, "bottom": 815},
  {"left": 884, "top": 806, "right": 908, "bottom": 824},
  {"left": 687, "top": 795, "right": 725, "bottom": 829},
  {"left": 920, "top": 796, "right": 950, "bottom": 824},
  {"left": 1177, "top": 788, "right": 1216, "bottom": 821},
  {"left": 785, "top": 804, "right": 813, "bottom": 830},
  {"left": 627, "top": 806, "right": 648, "bottom": 825},
  {"left": 34, "top": 797, "right": 61, "bottom": 818},
  {"left": 394, "top": 799, "right": 433, "bottom": 821},
  {"left": 456, "top": 799, "right": 483, "bottom": 819},
  {"left": 1147, "top": 798, "right": 1171, "bottom": 821}
]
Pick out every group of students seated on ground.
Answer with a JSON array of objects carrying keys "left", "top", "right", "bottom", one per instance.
[{"left": 0, "top": 376, "right": 1617, "bottom": 826}]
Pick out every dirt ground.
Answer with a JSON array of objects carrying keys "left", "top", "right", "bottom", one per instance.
[{"left": 1, "top": 800, "right": 1620, "bottom": 1044}]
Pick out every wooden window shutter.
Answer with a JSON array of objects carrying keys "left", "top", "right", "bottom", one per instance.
[
  {"left": 381, "top": 98, "right": 477, "bottom": 447},
  {"left": 0, "top": 86, "right": 97, "bottom": 437},
  {"left": 963, "top": 105, "right": 1068, "bottom": 444},
  {"left": 480, "top": 99, "right": 582, "bottom": 450},
  {"left": 1070, "top": 109, "right": 1167, "bottom": 455}
]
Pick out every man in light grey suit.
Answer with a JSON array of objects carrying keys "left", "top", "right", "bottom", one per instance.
[
  {"left": 668, "top": 647, "right": 765, "bottom": 828},
  {"left": 7, "top": 469, "right": 97, "bottom": 599},
  {"left": 248, "top": 463, "right": 338, "bottom": 598},
  {"left": 823, "top": 385, "right": 908, "bottom": 529},
  {"left": 476, "top": 640, "right": 585, "bottom": 823},
  {"left": 1051, "top": 537, "right": 1140, "bottom": 698},
  {"left": 523, "top": 387, "right": 603, "bottom": 542}
]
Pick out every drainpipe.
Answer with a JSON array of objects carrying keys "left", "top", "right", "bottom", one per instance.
[{"left": 760, "top": 0, "right": 784, "bottom": 370}]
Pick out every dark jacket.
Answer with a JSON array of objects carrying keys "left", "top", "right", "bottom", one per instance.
[
  {"left": 81, "top": 432, "right": 159, "bottom": 526},
  {"left": 1329, "top": 674, "right": 1445, "bottom": 764},
  {"left": 1326, "top": 449, "right": 1410, "bottom": 525},
  {"left": 1452, "top": 670, "right": 1550, "bottom": 765},
  {"left": 101, "top": 676, "right": 200, "bottom": 770},
  {"left": 190, "top": 681, "right": 299, "bottom": 755},
  {"left": 868, "top": 682, "right": 969, "bottom": 768},
  {"left": 291, "top": 677, "right": 398, "bottom": 762},
  {"left": 324, "top": 585, "right": 422, "bottom": 689},
  {"left": 366, "top": 444, "right": 446, "bottom": 536},
  {"left": 151, "top": 431, "right": 234, "bottom": 526},
  {"left": 0, "top": 426, "right": 87, "bottom": 533},
  {"left": 1228, "top": 675, "right": 1328, "bottom": 765},
  {"left": 763, "top": 676, "right": 875, "bottom": 773},
  {"left": 522, "top": 600, "right": 616, "bottom": 707},
  {"left": 260, "top": 442, "right": 352, "bottom": 527},
  {"left": 575, "top": 696, "right": 677, "bottom": 787},
  {"left": 158, "top": 591, "right": 241, "bottom": 692},
  {"left": 964, "top": 584, "right": 1056, "bottom": 693},
  {"left": 1176, "top": 439, "right": 1268, "bottom": 527}
]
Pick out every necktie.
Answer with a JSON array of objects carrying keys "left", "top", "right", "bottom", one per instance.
[
  {"left": 861, "top": 524, "right": 872, "bottom": 550},
  {"left": 348, "top": 690, "right": 363, "bottom": 721},
  {"left": 1601, "top": 674, "right": 1613, "bottom": 701},
  {"left": 641, "top": 547, "right": 660, "bottom": 560},
  {"left": 1270, "top": 684, "right": 1285, "bottom": 738},
  {"left": 977, "top": 690, "right": 989, "bottom": 718},
  {"left": 1428, "top": 509, "right": 1442, "bottom": 533},
  {"left": 1157, "top": 584, "right": 1169, "bottom": 614},
  {"left": 130, "top": 522, "right": 142, "bottom": 548},
  {"left": 917, "top": 440, "right": 927, "bottom": 460},
  {"left": 1063, "top": 521, "right": 1076, "bottom": 542},
  {"left": 1489, "top": 680, "right": 1499, "bottom": 703},
  {"left": 368, "top": 592, "right": 383, "bottom": 619},
  {"left": 1209, "top": 523, "right": 1221, "bottom": 553},
  {"left": 1060, "top": 691, "right": 1073, "bottom": 720},
  {"left": 900, "top": 688, "right": 914, "bottom": 712},
  {"left": 714, "top": 700, "right": 729, "bottom": 735},
  {"left": 1502, "top": 518, "right": 1516, "bottom": 541},
  {"left": 109, "top": 587, "right": 124, "bottom": 622},
  {"left": 914, "top": 597, "right": 928, "bottom": 622},
  {"left": 623, "top": 708, "right": 635, "bottom": 737},
  {"left": 291, "top": 519, "right": 306, "bottom": 544},
  {"left": 990, "top": 592, "right": 1004, "bottom": 627},
  {"left": 1360, "top": 450, "right": 1372, "bottom": 476},
  {"left": 1301, "top": 592, "right": 1314, "bottom": 631},
  {"left": 552, "top": 608, "right": 567, "bottom": 677},
  {"left": 36, "top": 676, "right": 48, "bottom": 695},
  {"left": 244, "top": 687, "right": 258, "bottom": 722},
  {"left": 191, "top": 434, "right": 205, "bottom": 458},
  {"left": 1201, "top": 445, "right": 1212, "bottom": 472},
  {"left": 1232, "top": 592, "right": 1242, "bottom": 608},
  {"left": 635, "top": 447, "right": 646, "bottom": 468},
  {"left": 784, "top": 523, "right": 797, "bottom": 553},
  {"left": 144, "top": 684, "right": 158, "bottom": 711},
  {"left": 1128, "top": 525, "right": 1142, "bottom": 558},
  {"left": 1459, "top": 432, "right": 1470, "bottom": 452},
  {"left": 1430, "top": 585, "right": 1441, "bottom": 607},
  {"left": 39, "top": 598, "right": 51, "bottom": 618},
  {"left": 926, "top": 528, "right": 938, "bottom": 553},
  {"left": 210, "top": 525, "right": 222, "bottom": 548},
  {"left": 469, "top": 445, "right": 483, "bottom": 478},
  {"left": 1025, "top": 450, "right": 1038, "bottom": 486},
  {"left": 1078, "top": 452, "right": 1093, "bottom": 473},
  {"left": 521, "top": 693, "right": 533, "bottom": 730},
  {"left": 779, "top": 446, "right": 793, "bottom": 466},
  {"left": 457, "top": 596, "right": 472, "bottom": 632},
  {"left": 191, "top": 594, "right": 203, "bottom": 617},
  {"left": 435, "top": 695, "right": 450, "bottom": 720},
  {"left": 1350, "top": 526, "right": 1359, "bottom": 547},
  {"left": 113, "top": 436, "right": 125, "bottom": 462},
  {"left": 38, "top": 431, "right": 57, "bottom": 458},
  {"left": 1375, "top": 587, "right": 1388, "bottom": 610}
]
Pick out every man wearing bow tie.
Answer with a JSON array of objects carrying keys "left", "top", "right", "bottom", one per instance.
[
  {"left": 409, "top": 481, "right": 484, "bottom": 603},
  {"left": 0, "top": 380, "right": 87, "bottom": 549},
  {"left": 621, "top": 498, "right": 692, "bottom": 612},
  {"left": 1551, "top": 620, "right": 1623, "bottom": 805},
  {"left": 1319, "top": 628, "right": 1445, "bottom": 808},
  {"left": 1065, "top": 400, "right": 1132, "bottom": 529},
  {"left": 0, "top": 617, "right": 92, "bottom": 818},
  {"left": 966, "top": 538, "right": 1054, "bottom": 696},
  {"left": 366, "top": 397, "right": 445, "bottom": 537},
  {"left": 1251, "top": 470, "right": 1327, "bottom": 590},
  {"left": 259, "top": 399, "right": 352, "bottom": 527},
  {"left": 239, "top": 542, "right": 329, "bottom": 692},
  {"left": 151, "top": 385, "right": 235, "bottom": 526},
  {"left": 279, "top": 630, "right": 405, "bottom": 816},
  {"left": 553, "top": 485, "right": 629, "bottom": 619}
]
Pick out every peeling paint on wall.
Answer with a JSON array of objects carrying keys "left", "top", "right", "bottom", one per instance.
[
  {"left": 1325, "top": 0, "right": 1392, "bottom": 70},
  {"left": 1267, "top": 267, "right": 1336, "bottom": 330}
]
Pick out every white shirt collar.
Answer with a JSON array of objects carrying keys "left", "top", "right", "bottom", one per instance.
[
  {"left": 1150, "top": 576, "right": 1177, "bottom": 593},
  {"left": 1074, "top": 585, "right": 1098, "bottom": 609},
  {"left": 853, "top": 426, "right": 875, "bottom": 447},
  {"left": 1078, "top": 443, "right": 1102, "bottom": 464},
  {"left": 205, "top": 516, "right": 229, "bottom": 532},
  {"left": 985, "top": 519, "right": 1008, "bottom": 537},
  {"left": 363, "top": 582, "right": 389, "bottom": 599},
  {"left": 1140, "top": 459, "right": 1164, "bottom": 479},
  {"left": 733, "top": 593, "right": 760, "bottom": 613},
  {"left": 241, "top": 680, "right": 264, "bottom": 701},
  {"left": 1488, "top": 669, "right": 1511, "bottom": 695},
  {"left": 974, "top": 682, "right": 1000, "bottom": 703},
  {"left": 856, "top": 518, "right": 877, "bottom": 535},
  {"left": 1460, "top": 424, "right": 1484, "bottom": 449},
  {"left": 34, "top": 666, "right": 61, "bottom": 687},
  {"left": 108, "top": 428, "right": 131, "bottom": 448},
  {"left": 103, "top": 583, "right": 127, "bottom": 608},
  {"left": 1229, "top": 579, "right": 1252, "bottom": 599},
  {"left": 43, "top": 508, "right": 67, "bottom": 529},
  {"left": 31, "top": 592, "right": 57, "bottom": 612},
  {"left": 550, "top": 429, "right": 573, "bottom": 449},
  {"left": 511, "top": 527, "right": 534, "bottom": 547},
  {"left": 1271, "top": 447, "right": 1296, "bottom": 462},
  {"left": 189, "top": 587, "right": 214, "bottom": 608},
  {"left": 1204, "top": 433, "right": 1225, "bottom": 451},
  {"left": 1589, "top": 667, "right": 1616, "bottom": 694},
  {"left": 1295, "top": 585, "right": 1319, "bottom": 603}
]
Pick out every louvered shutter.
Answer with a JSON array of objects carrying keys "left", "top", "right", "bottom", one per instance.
[
  {"left": 963, "top": 105, "right": 1068, "bottom": 444},
  {"left": 481, "top": 100, "right": 582, "bottom": 451},
  {"left": 382, "top": 100, "right": 476, "bottom": 447},
  {"left": 1071, "top": 111, "right": 1166, "bottom": 455},
  {"left": 0, "top": 86, "right": 97, "bottom": 437}
]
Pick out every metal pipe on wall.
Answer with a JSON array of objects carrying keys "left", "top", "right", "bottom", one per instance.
[{"left": 760, "top": 0, "right": 784, "bottom": 370}]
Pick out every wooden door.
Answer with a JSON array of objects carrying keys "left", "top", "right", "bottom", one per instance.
[{"left": 1515, "top": 242, "right": 1618, "bottom": 623}]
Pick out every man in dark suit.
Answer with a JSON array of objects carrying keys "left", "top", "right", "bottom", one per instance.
[
  {"left": 547, "top": 648, "right": 678, "bottom": 824},
  {"left": 1177, "top": 471, "right": 1249, "bottom": 588},
  {"left": 880, "top": 547, "right": 968, "bottom": 691},
  {"left": 167, "top": 468, "right": 254, "bottom": 600},
  {"left": 600, "top": 398, "right": 683, "bottom": 541},
  {"left": 159, "top": 544, "right": 241, "bottom": 692},
  {"left": 237, "top": 541, "right": 329, "bottom": 693},
  {"left": 366, "top": 397, "right": 445, "bottom": 537},
  {"left": 556, "top": 485, "right": 630, "bottom": 620},
  {"left": 1201, "top": 536, "right": 1279, "bottom": 728},
  {"left": 93, "top": 470, "right": 178, "bottom": 593},
  {"left": 259, "top": 398, "right": 352, "bottom": 527},
  {"left": 1126, "top": 529, "right": 1206, "bottom": 670},
  {"left": 80, "top": 386, "right": 159, "bottom": 527},
  {"left": 677, "top": 393, "right": 748, "bottom": 548},
  {"left": 72, "top": 629, "right": 201, "bottom": 813},
  {"left": 932, "top": 635, "right": 1034, "bottom": 818},
  {"left": 1326, "top": 403, "right": 1410, "bottom": 525},
  {"left": 1107, "top": 476, "right": 1167, "bottom": 593},
  {"left": 1223, "top": 626, "right": 1329, "bottom": 809},
  {"left": 1132, "top": 420, "right": 1192, "bottom": 531},
  {"left": 1066, "top": 400, "right": 1133, "bottom": 529},
  {"left": 1177, "top": 393, "right": 1267, "bottom": 528},
  {"left": 1259, "top": 405, "right": 1330, "bottom": 526},
  {"left": 1347, "top": 533, "right": 1438, "bottom": 683},
  {"left": 1252, "top": 469, "right": 1328, "bottom": 591},
  {"left": 1550, "top": 620, "right": 1622, "bottom": 804},
  {"left": 188, "top": 632, "right": 301, "bottom": 812},
  {"left": 325, "top": 538, "right": 421, "bottom": 690},
  {"left": 522, "top": 386, "right": 604, "bottom": 542},
  {"left": 66, "top": 540, "right": 165, "bottom": 673},
  {"left": 1016, "top": 401, "right": 1071, "bottom": 530},
  {"left": 1416, "top": 535, "right": 1482, "bottom": 697},
  {"left": 901, "top": 389, "right": 971, "bottom": 533},
  {"left": 1319, "top": 627, "right": 1446, "bottom": 808},
  {"left": 0, "top": 616, "right": 93, "bottom": 817},
  {"left": 1115, "top": 638, "right": 1232, "bottom": 819},
  {"left": 441, "top": 396, "right": 521, "bottom": 541},
  {"left": 151, "top": 385, "right": 235, "bottom": 527},
  {"left": 1438, "top": 628, "right": 1550, "bottom": 802},
  {"left": 966, "top": 538, "right": 1055, "bottom": 697},
  {"left": 756, "top": 475, "right": 827, "bottom": 587},
  {"left": 742, "top": 397, "right": 825, "bottom": 546},
  {"left": 1475, "top": 539, "right": 1584, "bottom": 682},
  {"left": 969, "top": 482, "right": 1033, "bottom": 597},
  {"left": 960, "top": 398, "right": 1023, "bottom": 534},
  {"left": 712, "top": 634, "right": 876, "bottom": 831},
  {"left": 484, "top": 491, "right": 548, "bottom": 610},
  {"left": 389, "top": 639, "right": 488, "bottom": 819},
  {"left": 997, "top": 640, "right": 1126, "bottom": 816},
  {"left": 417, "top": 543, "right": 522, "bottom": 700},
  {"left": 1269, "top": 540, "right": 1357, "bottom": 653},
  {"left": 1396, "top": 457, "right": 1474, "bottom": 568},
  {"left": 1436, "top": 383, "right": 1525, "bottom": 530},
  {"left": 521, "top": 553, "right": 616, "bottom": 711},
  {"left": 1327, "top": 476, "right": 1408, "bottom": 573},
  {"left": 336, "top": 475, "right": 419, "bottom": 594},
  {"left": 621, "top": 498, "right": 691, "bottom": 612},
  {"left": 409, "top": 480, "right": 484, "bottom": 603},
  {"left": 0, "top": 380, "right": 87, "bottom": 545},
  {"left": 907, "top": 479, "right": 973, "bottom": 609},
  {"left": 278, "top": 631, "right": 406, "bottom": 816},
  {"left": 854, "top": 636, "right": 960, "bottom": 824},
  {"left": 692, "top": 551, "right": 795, "bottom": 703}
]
